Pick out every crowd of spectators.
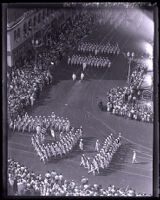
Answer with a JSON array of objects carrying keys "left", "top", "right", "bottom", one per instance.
[
  {"left": 7, "top": 65, "right": 53, "bottom": 121},
  {"left": 99, "top": 85, "right": 153, "bottom": 123},
  {"left": 94, "top": 9, "right": 127, "bottom": 29},
  {"left": 80, "top": 133, "right": 121, "bottom": 176},
  {"left": 99, "top": 65, "right": 153, "bottom": 123},
  {"left": 64, "top": 2, "right": 148, "bottom": 9},
  {"left": 8, "top": 159, "right": 149, "bottom": 196},
  {"left": 68, "top": 55, "right": 111, "bottom": 69},
  {"left": 78, "top": 41, "right": 120, "bottom": 55},
  {"left": 129, "top": 65, "right": 146, "bottom": 89},
  {"left": 7, "top": 10, "right": 97, "bottom": 124}
]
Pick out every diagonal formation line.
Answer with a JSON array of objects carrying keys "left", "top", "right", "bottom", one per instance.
[{"left": 86, "top": 111, "right": 153, "bottom": 152}]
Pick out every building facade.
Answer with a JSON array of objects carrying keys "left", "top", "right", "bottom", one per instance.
[{"left": 7, "top": 8, "right": 72, "bottom": 68}]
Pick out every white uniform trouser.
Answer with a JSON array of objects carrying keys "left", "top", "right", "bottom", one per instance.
[
  {"left": 72, "top": 74, "right": 76, "bottom": 81},
  {"left": 80, "top": 73, "right": 84, "bottom": 80},
  {"left": 79, "top": 142, "right": 83, "bottom": 151}
]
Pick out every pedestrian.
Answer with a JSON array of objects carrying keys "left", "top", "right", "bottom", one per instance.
[
  {"left": 132, "top": 150, "right": 137, "bottom": 164},
  {"left": 79, "top": 139, "right": 84, "bottom": 151}
]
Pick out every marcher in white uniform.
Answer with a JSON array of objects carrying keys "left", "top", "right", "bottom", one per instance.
[
  {"left": 50, "top": 128, "right": 55, "bottom": 140},
  {"left": 30, "top": 95, "right": 35, "bottom": 106},
  {"left": 83, "top": 62, "right": 87, "bottom": 71},
  {"left": 79, "top": 139, "right": 84, "bottom": 151},
  {"left": 132, "top": 150, "right": 137, "bottom": 164},
  {"left": 95, "top": 49, "right": 98, "bottom": 55},
  {"left": 95, "top": 139, "right": 100, "bottom": 152},
  {"left": 72, "top": 73, "right": 76, "bottom": 81},
  {"left": 80, "top": 72, "right": 84, "bottom": 81},
  {"left": 36, "top": 125, "right": 41, "bottom": 135},
  {"left": 80, "top": 154, "right": 86, "bottom": 167}
]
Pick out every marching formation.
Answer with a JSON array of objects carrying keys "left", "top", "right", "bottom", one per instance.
[
  {"left": 78, "top": 42, "right": 120, "bottom": 55},
  {"left": 9, "top": 110, "right": 84, "bottom": 163},
  {"left": 9, "top": 112, "right": 71, "bottom": 135},
  {"left": 8, "top": 159, "right": 149, "bottom": 196},
  {"left": 31, "top": 126, "right": 83, "bottom": 164},
  {"left": 68, "top": 55, "right": 111, "bottom": 69},
  {"left": 80, "top": 133, "right": 122, "bottom": 175}
]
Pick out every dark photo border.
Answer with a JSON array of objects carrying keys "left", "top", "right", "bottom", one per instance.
[{"left": 1, "top": 2, "right": 159, "bottom": 199}]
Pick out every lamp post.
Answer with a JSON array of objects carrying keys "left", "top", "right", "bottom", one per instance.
[
  {"left": 127, "top": 51, "right": 135, "bottom": 84},
  {"left": 49, "top": 61, "right": 54, "bottom": 71},
  {"left": 32, "top": 38, "right": 43, "bottom": 70}
]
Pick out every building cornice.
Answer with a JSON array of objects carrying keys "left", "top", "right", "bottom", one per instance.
[{"left": 7, "top": 9, "right": 38, "bottom": 31}]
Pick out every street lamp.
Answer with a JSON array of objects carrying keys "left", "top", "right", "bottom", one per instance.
[
  {"left": 32, "top": 38, "right": 43, "bottom": 70},
  {"left": 127, "top": 51, "right": 135, "bottom": 84}
]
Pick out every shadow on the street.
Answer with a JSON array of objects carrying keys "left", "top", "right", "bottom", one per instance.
[{"left": 97, "top": 142, "right": 134, "bottom": 176}]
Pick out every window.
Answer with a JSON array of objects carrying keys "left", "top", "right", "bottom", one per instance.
[
  {"left": 17, "top": 28, "right": 20, "bottom": 39},
  {"left": 33, "top": 16, "right": 36, "bottom": 27},
  {"left": 50, "top": 9, "right": 53, "bottom": 15},
  {"left": 28, "top": 19, "right": 32, "bottom": 31},
  {"left": 47, "top": 9, "right": 49, "bottom": 16},
  {"left": 23, "top": 23, "right": 27, "bottom": 38},
  {"left": 38, "top": 13, "right": 41, "bottom": 23},
  {"left": 23, "top": 23, "right": 27, "bottom": 33},
  {"left": 42, "top": 10, "right": 45, "bottom": 20},
  {"left": 14, "top": 30, "right": 17, "bottom": 41},
  {"left": 13, "top": 50, "right": 17, "bottom": 58}
]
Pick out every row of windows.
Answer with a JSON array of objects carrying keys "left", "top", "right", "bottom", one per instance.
[
  {"left": 13, "top": 9, "right": 53, "bottom": 42},
  {"left": 12, "top": 38, "right": 33, "bottom": 61}
]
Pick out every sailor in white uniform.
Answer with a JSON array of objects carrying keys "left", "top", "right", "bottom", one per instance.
[
  {"left": 80, "top": 72, "right": 84, "bottom": 81},
  {"left": 79, "top": 139, "right": 84, "bottom": 151},
  {"left": 72, "top": 73, "right": 76, "bottom": 81},
  {"left": 95, "top": 139, "right": 100, "bottom": 152},
  {"left": 132, "top": 150, "right": 137, "bottom": 164}
]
